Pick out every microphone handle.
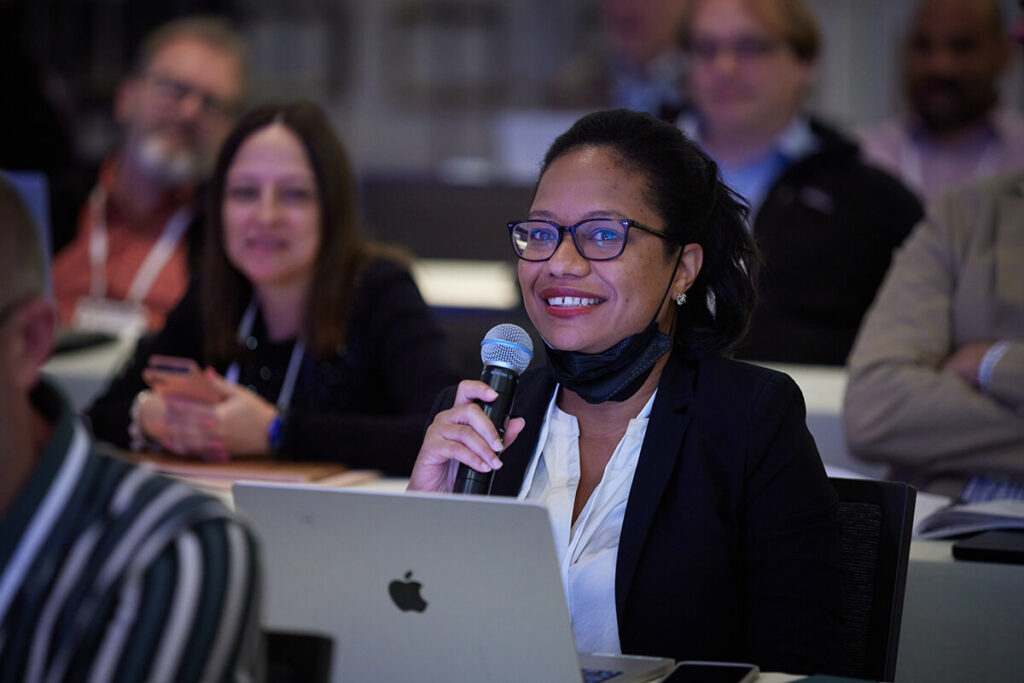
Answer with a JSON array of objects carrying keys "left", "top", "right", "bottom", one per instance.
[{"left": 453, "top": 366, "right": 519, "bottom": 495}]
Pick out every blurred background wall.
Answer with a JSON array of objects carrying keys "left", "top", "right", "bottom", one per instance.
[{"left": 7, "top": 0, "right": 1024, "bottom": 183}]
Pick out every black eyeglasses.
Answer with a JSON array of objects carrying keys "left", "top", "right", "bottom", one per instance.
[
  {"left": 507, "top": 218, "right": 675, "bottom": 262},
  {"left": 145, "top": 72, "right": 236, "bottom": 118},
  {"left": 688, "top": 36, "right": 786, "bottom": 63}
]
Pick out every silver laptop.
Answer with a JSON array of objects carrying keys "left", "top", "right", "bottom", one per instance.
[{"left": 233, "top": 483, "right": 676, "bottom": 683}]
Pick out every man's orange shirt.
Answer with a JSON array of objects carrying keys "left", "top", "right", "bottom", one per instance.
[{"left": 52, "top": 158, "right": 195, "bottom": 332}]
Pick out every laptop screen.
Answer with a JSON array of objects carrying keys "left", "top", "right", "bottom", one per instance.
[{"left": 232, "top": 484, "right": 675, "bottom": 683}]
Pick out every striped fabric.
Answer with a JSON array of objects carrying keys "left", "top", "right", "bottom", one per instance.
[{"left": 0, "top": 381, "right": 261, "bottom": 683}]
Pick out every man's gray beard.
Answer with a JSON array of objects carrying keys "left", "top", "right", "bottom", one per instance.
[{"left": 132, "top": 134, "right": 209, "bottom": 186}]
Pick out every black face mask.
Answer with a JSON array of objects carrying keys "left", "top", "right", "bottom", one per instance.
[
  {"left": 545, "top": 321, "right": 673, "bottom": 404},
  {"left": 543, "top": 246, "right": 683, "bottom": 404}
]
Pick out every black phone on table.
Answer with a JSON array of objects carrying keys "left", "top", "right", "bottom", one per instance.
[{"left": 952, "top": 529, "right": 1024, "bottom": 565}]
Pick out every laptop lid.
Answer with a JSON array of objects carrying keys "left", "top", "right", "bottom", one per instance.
[{"left": 233, "top": 483, "right": 674, "bottom": 683}]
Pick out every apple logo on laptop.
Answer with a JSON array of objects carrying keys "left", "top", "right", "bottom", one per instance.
[{"left": 389, "top": 571, "right": 428, "bottom": 612}]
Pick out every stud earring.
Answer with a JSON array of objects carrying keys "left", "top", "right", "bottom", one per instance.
[{"left": 675, "top": 292, "right": 687, "bottom": 306}]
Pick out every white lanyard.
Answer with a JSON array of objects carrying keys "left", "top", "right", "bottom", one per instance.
[
  {"left": 87, "top": 187, "right": 193, "bottom": 304},
  {"left": 224, "top": 299, "right": 306, "bottom": 410},
  {"left": 900, "top": 135, "right": 1000, "bottom": 196}
]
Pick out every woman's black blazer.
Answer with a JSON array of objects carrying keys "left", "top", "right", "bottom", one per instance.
[{"left": 432, "top": 352, "right": 842, "bottom": 674}]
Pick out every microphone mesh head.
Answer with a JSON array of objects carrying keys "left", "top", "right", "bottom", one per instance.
[{"left": 480, "top": 324, "right": 534, "bottom": 375}]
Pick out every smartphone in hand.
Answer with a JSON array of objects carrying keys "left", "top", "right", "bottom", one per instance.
[{"left": 142, "top": 355, "right": 222, "bottom": 404}]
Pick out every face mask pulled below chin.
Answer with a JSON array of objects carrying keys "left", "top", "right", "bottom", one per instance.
[{"left": 545, "top": 321, "right": 672, "bottom": 404}]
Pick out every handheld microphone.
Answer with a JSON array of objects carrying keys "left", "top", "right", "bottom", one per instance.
[{"left": 453, "top": 323, "right": 534, "bottom": 495}]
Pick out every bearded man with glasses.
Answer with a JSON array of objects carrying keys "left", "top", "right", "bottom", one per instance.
[{"left": 52, "top": 16, "right": 247, "bottom": 335}]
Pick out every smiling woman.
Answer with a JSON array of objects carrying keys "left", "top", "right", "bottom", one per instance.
[
  {"left": 408, "top": 109, "right": 843, "bottom": 674},
  {"left": 85, "top": 101, "right": 459, "bottom": 474},
  {"left": 517, "top": 144, "right": 697, "bottom": 359},
  {"left": 221, "top": 123, "right": 322, "bottom": 298}
]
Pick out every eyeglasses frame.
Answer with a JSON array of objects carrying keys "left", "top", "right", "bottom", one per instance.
[
  {"left": 143, "top": 70, "right": 237, "bottom": 119},
  {"left": 507, "top": 218, "right": 677, "bottom": 262},
  {"left": 687, "top": 35, "right": 787, "bottom": 64}
]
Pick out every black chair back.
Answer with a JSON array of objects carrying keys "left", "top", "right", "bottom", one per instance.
[
  {"left": 265, "top": 630, "right": 334, "bottom": 683},
  {"left": 830, "top": 477, "right": 916, "bottom": 682}
]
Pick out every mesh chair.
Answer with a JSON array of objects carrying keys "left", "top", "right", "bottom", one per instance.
[{"left": 830, "top": 477, "right": 916, "bottom": 682}]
